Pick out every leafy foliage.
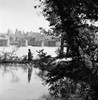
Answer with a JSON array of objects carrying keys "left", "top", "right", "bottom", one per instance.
[
  {"left": 36, "top": 49, "right": 54, "bottom": 70},
  {"left": 35, "top": 0, "right": 98, "bottom": 100}
]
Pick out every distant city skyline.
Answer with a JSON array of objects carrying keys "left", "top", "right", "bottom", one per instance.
[{"left": 0, "top": 0, "right": 49, "bottom": 33}]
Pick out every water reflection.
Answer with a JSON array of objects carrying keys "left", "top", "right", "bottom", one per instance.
[
  {"left": 0, "top": 64, "right": 48, "bottom": 100},
  {"left": 28, "top": 64, "right": 33, "bottom": 83}
]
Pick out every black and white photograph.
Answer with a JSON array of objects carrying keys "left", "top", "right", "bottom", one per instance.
[{"left": 0, "top": 0, "right": 98, "bottom": 100}]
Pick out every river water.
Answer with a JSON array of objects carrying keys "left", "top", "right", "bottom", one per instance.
[
  {"left": 0, "top": 64, "right": 49, "bottom": 100},
  {"left": 0, "top": 46, "right": 59, "bottom": 59}
]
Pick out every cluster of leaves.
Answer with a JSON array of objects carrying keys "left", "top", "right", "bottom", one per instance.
[
  {"left": 36, "top": 49, "right": 55, "bottom": 70},
  {"left": 36, "top": 52, "right": 95, "bottom": 99},
  {"left": 0, "top": 50, "right": 28, "bottom": 62},
  {"left": 35, "top": 30, "right": 97, "bottom": 99},
  {"left": 0, "top": 49, "right": 19, "bottom": 61},
  {"left": 35, "top": 0, "right": 98, "bottom": 100}
]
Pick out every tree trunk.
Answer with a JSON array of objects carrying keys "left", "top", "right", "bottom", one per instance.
[{"left": 59, "top": 33, "right": 65, "bottom": 58}]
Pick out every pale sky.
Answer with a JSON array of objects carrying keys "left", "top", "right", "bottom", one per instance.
[{"left": 0, "top": 0, "right": 49, "bottom": 33}]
